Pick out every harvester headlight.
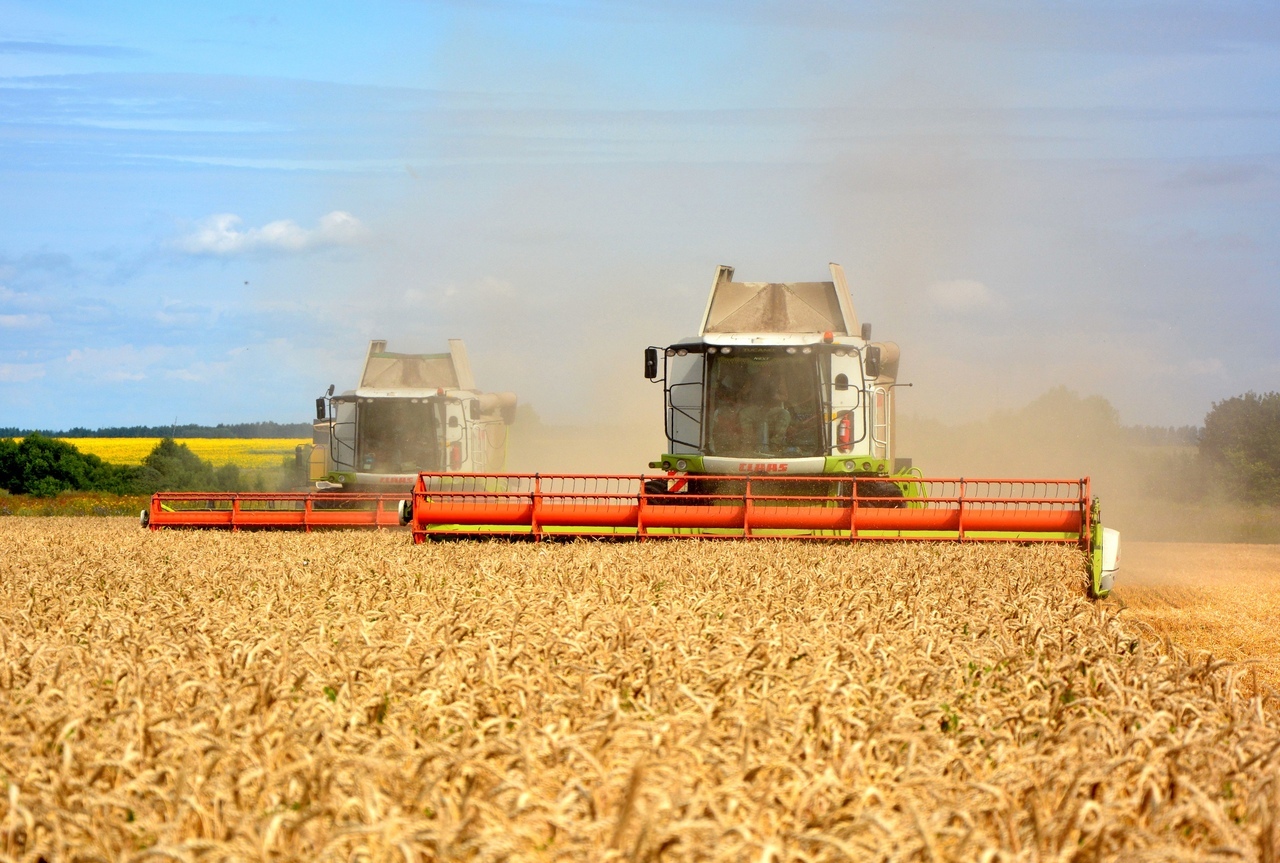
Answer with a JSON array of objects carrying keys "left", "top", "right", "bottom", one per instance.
[
  {"left": 665, "top": 348, "right": 675, "bottom": 357},
  {"left": 677, "top": 348, "right": 688, "bottom": 357},
  {"left": 801, "top": 346, "right": 812, "bottom": 354},
  {"left": 721, "top": 347, "right": 731, "bottom": 354},
  {"left": 842, "top": 460, "right": 855, "bottom": 472},
  {"left": 785, "top": 347, "right": 797, "bottom": 354},
  {"left": 675, "top": 459, "right": 688, "bottom": 471}
]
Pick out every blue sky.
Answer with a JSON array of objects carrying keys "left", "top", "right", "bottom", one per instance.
[{"left": 2, "top": 0, "right": 1279, "bottom": 431}]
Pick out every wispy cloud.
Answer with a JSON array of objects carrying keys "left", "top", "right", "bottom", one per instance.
[
  {"left": 926, "top": 279, "right": 996, "bottom": 312},
  {"left": 173, "top": 211, "right": 370, "bottom": 256},
  {"left": 0, "top": 313, "right": 50, "bottom": 328},
  {"left": 0, "top": 363, "right": 45, "bottom": 382},
  {"left": 0, "top": 40, "right": 143, "bottom": 58},
  {"left": 64, "top": 345, "right": 170, "bottom": 382}
]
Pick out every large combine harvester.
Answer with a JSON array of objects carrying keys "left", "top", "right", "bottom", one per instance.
[
  {"left": 401, "top": 264, "right": 1121, "bottom": 597},
  {"left": 144, "top": 339, "right": 515, "bottom": 531}
]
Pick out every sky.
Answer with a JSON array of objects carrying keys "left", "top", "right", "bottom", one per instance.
[{"left": 1, "top": 0, "right": 1278, "bottom": 433}]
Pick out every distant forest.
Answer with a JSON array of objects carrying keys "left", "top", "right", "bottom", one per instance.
[
  {"left": 0, "top": 421, "right": 312, "bottom": 439},
  {"left": 1122, "top": 425, "right": 1201, "bottom": 447}
]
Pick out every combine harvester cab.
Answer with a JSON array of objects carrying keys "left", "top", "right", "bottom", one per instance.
[
  {"left": 645, "top": 263, "right": 909, "bottom": 489},
  {"left": 404, "top": 264, "right": 1120, "bottom": 598},
  {"left": 144, "top": 338, "right": 516, "bottom": 532}
]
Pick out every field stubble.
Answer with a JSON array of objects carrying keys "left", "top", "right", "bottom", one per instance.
[
  {"left": 0, "top": 521, "right": 1277, "bottom": 861},
  {"left": 1113, "top": 542, "right": 1280, "bottom": 694}
]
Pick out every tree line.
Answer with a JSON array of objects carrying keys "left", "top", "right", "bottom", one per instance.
[
  {"left": 0, "top": 435, "right": 245, "bottom": 497},
  {"left": 0, "top": 421, "right": 312, "bottom": 439},
  {"left": 1199, "top": 391, "right": 1280, "bottom": 504}
]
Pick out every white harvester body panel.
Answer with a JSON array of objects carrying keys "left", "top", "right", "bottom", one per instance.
[{"left": 701, "top": 455, "right": 828, "bottom": 475}]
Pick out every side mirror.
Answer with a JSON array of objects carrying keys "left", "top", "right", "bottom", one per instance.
[
  {"left": 448, "top": 416, "right": 460, "bottom": 428},
  {"left": 315, "top": 397, "right": 326, "bottom": 420},
  {"left": 644, "top": 347, "right": 659, "bottom": 380},
  {"left": 860, "top": 323, "right": 872, "bottom": 341},
  {"left": 864, "top": 346, "right": 882, "bottom": 379}
]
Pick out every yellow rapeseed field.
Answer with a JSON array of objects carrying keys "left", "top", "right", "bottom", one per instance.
[
  {"left": 1, "top": 520, "right": 1277, "bottom": 861},
  {"left": 55, "top": 437, "right": 310, "bottom": 467}
]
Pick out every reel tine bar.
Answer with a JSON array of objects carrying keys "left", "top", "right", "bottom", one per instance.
[
  {"left": 145, "top": 492, "right": 407, "bottom": 530},
  {"left": 408, "top": 473, "right": 1093, "bottom": 543}
]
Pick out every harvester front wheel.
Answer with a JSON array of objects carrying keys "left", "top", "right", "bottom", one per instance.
[
  {"left": 855, "top": 480, "right": 906, "bottom": 509},
  {"left": 643, "top": 478, "right": 698, "bottom": 505}
]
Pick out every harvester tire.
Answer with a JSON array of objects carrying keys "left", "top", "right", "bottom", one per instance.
[
  {"left": 857, "top": 480, "right": 906, "bottom": 509},
  {"left": 643, "top": 479, "right": 670, "bottom": 497},
  {"left": 643, "top": 478, "right": 698, "bottom": 505}
]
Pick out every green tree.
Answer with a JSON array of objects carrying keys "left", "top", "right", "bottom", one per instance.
[
  {"left": 1199, "top": 391, "right": 1280, "bottom": 504},
  {"left": 140, "top": 438, "right": 241, "bottom": 492},
  {"left": 0, "top": 433, "right": 142, "bottom": 496}
]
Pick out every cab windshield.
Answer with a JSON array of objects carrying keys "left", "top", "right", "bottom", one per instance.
[
  {"left": 704, "top": 350, "right": 824, "bottom": 457},
  {"left": 356, "top": 399, "right": 442, "bottom": 473}
]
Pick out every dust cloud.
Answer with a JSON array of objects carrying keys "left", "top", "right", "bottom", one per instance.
[
  {"left": 897, "top": 386, "right": 1275, "bottom": 543},
  {"left": 284, "top": 7, "right": 1265, "bottom": 512},
  {"left": 504, "top": 402, "right": 665, "bottom": 475}
]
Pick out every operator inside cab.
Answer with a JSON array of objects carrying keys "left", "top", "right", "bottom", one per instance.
[{"left": 705, "top": 351, "right": 822, "bottom": 458}]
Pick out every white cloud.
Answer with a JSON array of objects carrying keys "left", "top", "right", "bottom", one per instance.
[
  {"left": 0, "top": 313, "right": 49, "bottom": 328},
  {"left": 0, "top": 363, "right": 44, "bottom": 382},
  {"left": 161, "top": 338, "right": 297, "bottom": 384},
  {"left": 174, "top": 210, "right": 369, "bottom": 256},
  {"left": 926, "top": 279, "right": 995, "bottom": 311},
  {"left": 440, "top": 276, "right": 516, "bottom": 304},
  {"left": 1184, "top": 357, "right": 1226, "bottom": 377},
  {"left": 65, "top": 345, "right": 171, "bottom": 382}
]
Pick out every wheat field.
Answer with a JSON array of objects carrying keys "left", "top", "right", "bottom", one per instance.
[{"left": 1, "top": 520, "right": 1277, "bottom": 861}]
